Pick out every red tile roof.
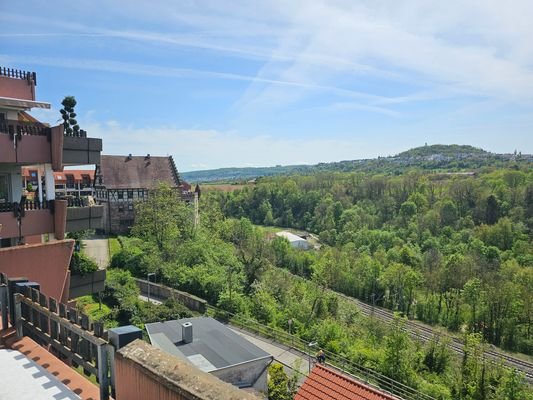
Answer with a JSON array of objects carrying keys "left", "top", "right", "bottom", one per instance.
[
  {"left": 100, "top": 155, "right": 180, "bottom": 189},
  {"left": 54, "top": 169, "right": 94, "bottom": 182},
  {"left": 21, "top": 168, "right": 95, "bottom": 182},
  {"left": 295, "top": 365, "right": 399, "bottom": 400}
]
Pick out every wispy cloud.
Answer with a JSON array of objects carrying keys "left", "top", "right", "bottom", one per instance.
[{"left": 4, "top": 54, "right": 394, "bottom": 105}]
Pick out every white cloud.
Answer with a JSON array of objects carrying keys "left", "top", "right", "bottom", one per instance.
[
  {"left": 237, "top": 0, "right": 533, "bottom": 111},
  {"left": 83, "top": 120, "right": 393, "bottom": 171}
]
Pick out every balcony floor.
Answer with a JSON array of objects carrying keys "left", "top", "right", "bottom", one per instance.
[
  {"left": 2, "top": 335, "right": 100, "bottom": 400},
  {"left": 0, "top": 347, "right": 81, "bottom": 399}
]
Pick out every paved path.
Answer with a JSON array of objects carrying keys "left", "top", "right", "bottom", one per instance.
[
  {"left": 139, "top": 294, "right": 164, "bottom": 305},
  {"left": 82, "top": 236, "right": 109, "bottom": 269},
  {"left": 229, "top": 326, "right": 311, "bottom": 379}
]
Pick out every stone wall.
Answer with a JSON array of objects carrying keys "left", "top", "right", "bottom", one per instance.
[
  {"left": 211, "top": 357, "right": 272, "bottom": 393},
  {"left": 104, "top": 201, "right": 135, "bottom": 234},
  {"left": 115, "top": 339, "right": 260, "bottom": 400},
  {"left": 136, "top": 279, "right": 207, "bottom": 313}
]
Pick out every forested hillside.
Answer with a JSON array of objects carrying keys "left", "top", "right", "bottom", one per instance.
[
  {"left": 182, "top": 144, "right": 532, "bottom": 182},
  {"left": 211, "top": 168, "right": 533, "bottom": 355},
  {"left": 108, "top": 180, "right": 533, "bottom": 399}
]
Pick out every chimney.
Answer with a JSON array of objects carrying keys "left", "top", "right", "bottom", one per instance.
[
  {"left": 145, "top": 153, "right": 150, "bottom": 160},
  {"left": 127, "top": 153, "right": 132, "bottom": 160},
  {"left": 182, "top": 322, "right": 193, "bottom": 344}
]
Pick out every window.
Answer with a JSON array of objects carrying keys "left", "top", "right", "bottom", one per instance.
[
  {"left": 81, "top": 175, "right": 91, "bottom": 188},
  {"left": 28, "top": 170, "right": 38, "bottom": 187},
  {"left": 128, "top": 203, "right": 134, "bottom": 211},
  {"left": 117, "top": 190, "right": 124, "bottom": 200},
  {"left": 0, "top": 174, "right": 10, "bottom": 204},
  {"left": 127, "top": 190, "right": 133, "bottom": 199},
  {"left": 66, "top": 174, "right": 75, "bottom": 189}
]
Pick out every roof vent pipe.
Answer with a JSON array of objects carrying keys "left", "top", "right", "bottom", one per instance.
[{"left": 182, "top": 322, "right": 193, "bottom": 344}]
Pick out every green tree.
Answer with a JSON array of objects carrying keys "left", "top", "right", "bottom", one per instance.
[
  {"left": 484, "top": 194, "right": 499, "bottom": 225},
  {"left": 440, "top": 200, "right": 458, "bottom": 227},
  {"left": 381, "top": 317, "right": 416, "bottom": 386},
  {"left": 132, "top": 182, "right": 194, "bottom": 258},
  {"left": 462, "top": 278, "right": 483, "bottom": 332},
  {"left": 400, "top": 200, "right": 418, "bottom": 220},
  {"left": 60, "top": 96, "right": 81, "bottom": 136},
  {"left": 268, "top": 363, "right": 298, "bottom": 400},
  {"left": 494, "top": 368, "right": 532, "bottom": 400}
]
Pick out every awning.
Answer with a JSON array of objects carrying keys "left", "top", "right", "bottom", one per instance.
[{"left": 0, "top": 96, "right": 51, "bottom": 109}]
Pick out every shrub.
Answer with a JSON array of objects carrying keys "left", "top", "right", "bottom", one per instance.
[{"left": 70, "top": 252, "right": 98, "bottom": 275}]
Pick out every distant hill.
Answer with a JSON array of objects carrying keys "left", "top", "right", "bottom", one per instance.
[
  {"left": 397, "top": 144, "right": 488, "bottom": 158},
  {"left": 182, "top": 144, "right": 531, "bottom": 183}
]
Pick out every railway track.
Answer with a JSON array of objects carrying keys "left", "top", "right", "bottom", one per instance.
[
  {"left": 281, "top": 268, "right": 533, "bottom": 381},
  {"left": 337, "top": 291, "right": 533, "bottom": 382}
]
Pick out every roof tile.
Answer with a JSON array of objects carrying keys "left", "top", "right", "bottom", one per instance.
[{"left": 295, "top": 365, "right": 399, "bottom": 400}]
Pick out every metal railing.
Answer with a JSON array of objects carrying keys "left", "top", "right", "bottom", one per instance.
[
  {"left": 206, "top": 305, "right": 435, "bottom": 400},
  {"left": 0, "top": 120, "right": 89, "bottom": 139},
  {"left": 65, "top": 197, "right": 89, "bottom": 207},
  {"left": 0, "top": 200, "right": 52, "bottom": 213},
  {"left": 64, "top": 128, "right": 87, "bottom": 138},
  {"left": 0, "top": 120, "right": 51, "bottom": 137},
  {"left": 0, "top": 67, "right": 36, "bottom": 84}
]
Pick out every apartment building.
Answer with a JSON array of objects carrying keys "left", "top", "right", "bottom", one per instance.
[
  {"left": 0, "top": 66, "right": 103, "bottom": 301},
  {"left": 22, "top": 167, "right": 95, "bottom": 198}
]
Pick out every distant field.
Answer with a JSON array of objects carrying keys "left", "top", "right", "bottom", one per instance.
[{"left": 202, "top": 183, "right": 250, "bottom": 192}]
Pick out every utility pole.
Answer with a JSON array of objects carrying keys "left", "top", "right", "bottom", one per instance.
[{"left": 308, "top": 341, "right": 317, "bottom": 374}]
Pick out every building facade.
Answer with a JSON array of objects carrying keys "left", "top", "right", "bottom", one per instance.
[
  {"left": 0, "top": 66, "right": 103, "bottom": 301},
  {"left": 22, "top": 167, "right": 96, "bottom": 199},
  {"left": 95, "top": 154, "right": 197, "bottom": 234}
]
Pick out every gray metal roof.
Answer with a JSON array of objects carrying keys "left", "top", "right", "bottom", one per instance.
[{"left": 145, "top": 317, "right": 271, "bottom": 370}]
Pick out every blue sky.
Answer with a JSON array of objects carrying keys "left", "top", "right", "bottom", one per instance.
[{"left": 1, "top": 1, "right": 533, "bottom": 171}]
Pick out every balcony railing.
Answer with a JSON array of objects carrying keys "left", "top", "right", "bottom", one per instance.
[
  {"left": 65, "top": 197, "right": 90, "bottom": 207},
  {"left": 0, "top": 200, "right": 52, "bottom": 213},
  {"left": 0, "top": 67, "right": 36, "bottom": 84},
  {"left": 64, "top": 128, "right": 87, "bottom": 138},
  {"left": 0, "top": 120, "right": 89, "bottom": 138},
  {"left": 0, "top": 120, "right": 51, "bottom": 137}
]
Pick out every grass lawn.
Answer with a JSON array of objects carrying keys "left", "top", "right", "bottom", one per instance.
[
  {"left": 108, "top": 237, "right": 122, "bottom": 258},
  {"left": 75, "top": 295, "right": 117, "bottom": 328}
]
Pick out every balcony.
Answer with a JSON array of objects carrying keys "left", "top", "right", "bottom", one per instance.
[
  {"left": 0, "top": 120, "right": 102, "bottom": 167},
  {"left": 0, "top": 67, "right": 36, "bottom": 101},
  {"left": 63, "top": 130, "right": 102, "bottom": 166},
  {"left": 0, "top": 120, "right": 53, "bottom": 165},
  {"left": 65, "top": 197, "right": 104, "bottom": 231},
  {"left": 0, "top": 200, "right": 55, "bottom": 239},
  {"left": 0, "top": 198, "right": 103, "bottom": 240}
]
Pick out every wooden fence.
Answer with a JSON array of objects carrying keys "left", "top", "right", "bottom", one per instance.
[{"left": 1, "top": 272, "right": 114, "bottom": 400}]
